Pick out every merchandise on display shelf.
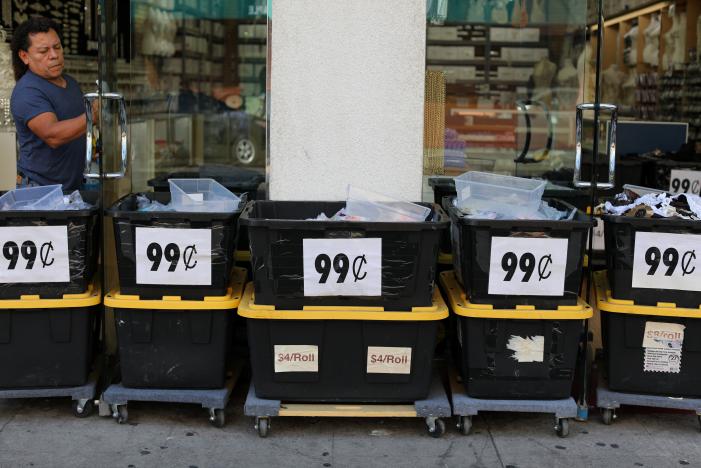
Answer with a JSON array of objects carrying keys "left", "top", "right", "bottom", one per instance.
[
  {"left": 103, "top": 267, "right": 246, "bottom": 389},
  {"left": 0, "top": 190, "right": 99, "bottom": 299},
  {"left": 107, "top": 192, "right": 243, "bottom": 300},
  {"left": 238, "top": 282, "right": 447, "bottom": 402},
  {"left": 440, "top": 271, "right": 591, "bottom": 400},
  {"left": 240, "top": 200, "right": 447, "bottom": 310}
]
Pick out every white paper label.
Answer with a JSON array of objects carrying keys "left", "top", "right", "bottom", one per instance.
[
  {"left": 642, "top": 321, "right": 685, "bottom": 349},
  {"left": 135, "top": 227, "right": 212, "bottom": 285},
  {"left": 488, "top": 237, "right": 568, "bottom": 296},
  {"left": 669, "top": 169, "right": 701, "bottom": 195},
  {"left": 274, "top": 345, "right": 318, "bottom": 373},
  {"left": 303, "top": 238, "right": 381, "bottom": 296},
  {"left": 642, "top": 322, "right": 684, "bottom": 374},
  {"left": 0, "top": 226, "right": 69, "bottom": 283},
  {"left": 506, "top": 335, "right": 544, "bottom": 363},
  {"left": 366, "top": 347, "right": 412, "bottom": 374},
  {"left": 644, "top": 349, "right": 682, "bottom": 373},
  {"left": 632, "top": 232, "right": 701, "bottom": 292}
]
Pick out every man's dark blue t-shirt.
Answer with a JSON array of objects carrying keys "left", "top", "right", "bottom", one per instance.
[{"left": 11, "top": 70, "right": 85, "bottom": 190}]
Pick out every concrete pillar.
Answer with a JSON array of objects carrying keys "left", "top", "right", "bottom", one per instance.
[{"left": 269, "top": 0, "right": 426, "bottom": 201}]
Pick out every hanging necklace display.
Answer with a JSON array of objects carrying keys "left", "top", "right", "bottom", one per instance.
[{"left": 0, "top": 26, "right": 13, "bottom": 127}]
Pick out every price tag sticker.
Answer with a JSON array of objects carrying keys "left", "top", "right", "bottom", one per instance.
[
  {"left": 632, "top": 232, "right": 700, "bottom": 291},
  {"left": 135, "top": 228, "right": 212, "bottom": 285},
  {"left": 303, "top": 238, "right": 381, "bottom": 296},
  {"left": 488, "top": 237, "right": 568, "bottom": 296},
  {"left": 669, "top": 169, "right": 701, "bottom": 195},
  {"left": 0, "top": 226, "right": 69, "bottom": 283}
]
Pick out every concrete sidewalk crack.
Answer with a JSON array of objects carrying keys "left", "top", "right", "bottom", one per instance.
[
  {"left": 483, "top": 415, "right": 505, "bottom": 468},
  {"left": 0, "top": 414, "right": 16, "bottom": 434}
]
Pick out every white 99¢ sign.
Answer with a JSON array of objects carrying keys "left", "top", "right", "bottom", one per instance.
[
  {"left": 0, "top": 226, "right": 70, "bottom": 283},
  {"left": 135, "top": 227, "right": 212, "bottom": 285},
  {"left": 488, "top": 237, "right": 569, "bottom": 296}
]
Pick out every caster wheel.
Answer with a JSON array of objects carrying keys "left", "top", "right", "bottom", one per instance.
[
  {"left": 457, "top": 416, "right": 472, "bottom": 435},
  {"left": 72, "top": 399, "right": 95, "bottom": 418},
  {"left": 426, "top": 418, "right": 446, "bottom": 438},
  {"left": 555, "top": 418, "right": 570, "bottom": 438},
  {"left": 209, "top": 409, "right": 226, "bottom": 428},
  {"left": 601, "top": 408, "right": 614, "bottom": 426},
  {"left": 255, "top": 417, "right": 270, "bottom": 438},
  {"left": 116, "top": 405, "right": 128, "bottom": 424}
]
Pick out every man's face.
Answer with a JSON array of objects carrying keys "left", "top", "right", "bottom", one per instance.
[{"left": 18, "top": 29, "right": 64, "bottom": 80}]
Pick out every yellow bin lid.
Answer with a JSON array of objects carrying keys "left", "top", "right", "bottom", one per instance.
[
  {"left": 594, "top": 270, "right": 701, "bottom": 318},
  {"left": 237, "top": 283, "right": 449, "bottom": 321},
  {"left": 439, "top": 270, "right": 593, "bottom": 319},
  {"left": 104, "top": 267, "right": 247, "bottom": 310},
  {"left": 0, "top": 283, "right": 101, "bottom": 309}
]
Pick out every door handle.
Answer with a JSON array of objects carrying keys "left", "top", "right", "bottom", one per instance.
[
  {"left": 573, "top": 102, "right": 618, "bottom": 189},
  {"left": 514, "top": 99, "right": 554, "bottom": 164},
  {"left": 84, "top": 92, "right": 129, "bottom": 179}
]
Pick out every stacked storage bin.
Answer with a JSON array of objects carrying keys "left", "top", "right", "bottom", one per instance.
[
  {"left": 103, "top": 181, "right": 246, "bottom": 426},
  {"left": 443, "top": 173, "right": 592, "bottom": 437},
  {"left": 0, "top": 186, "right": 100, "bottom": 415},
  {"left": 238, "top": 199, "right": 450, "bottom": 437},
  {"left": 596, "top": 212, "right": 701, "bottom": 424}
]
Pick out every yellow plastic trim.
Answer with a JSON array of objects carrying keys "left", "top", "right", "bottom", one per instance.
[
  {"left": 439, "top": 270, "right": 593, "bottom": 319},
  {"left": 277, "top": 403, "right": 417, "bottom": 418},
  {"left": 237, "top": 283, "right": 449, "bottom": 321},
  {"left": 103, "top": 267, "right": 247, "bottom": 310},
  {"left": 594, "top": 271, "right": 701, "bottom": 318},
  {"left": 235, "top": 249, "right": 251, "bottom": 262},
  {"left": 438, "top": 252, "right": 452, "bottom": 265},
  {"left": 0, "top": 283, "right": 101, "bottom": 309}
]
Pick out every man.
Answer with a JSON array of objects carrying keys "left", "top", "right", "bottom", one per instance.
[{"left": 10, "top": 17, "right": 87, "bottom": 190}]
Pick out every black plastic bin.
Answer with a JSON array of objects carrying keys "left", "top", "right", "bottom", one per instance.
[
  {"left": 240, "top": 200, "right": 448, "bottom": 310},
  {"left": 441, "top": 270, "right": 589, "bottom": 399},
  {"left": 147, "top": 168, "right": 264, "bottom": 253},
  {"left": 601, "top": 311, "right": 701, "bottom": 397},
  {"left": 107, "top": 192, "right": 242, "bottom": 300},
  {"left": 603, "top": 215, "right": 701, "bottom": 308},
  {"left": 428, "top": 177, "right": 590, "bottom": 210},
  {"left": 429, "top": 177, "right": 589, "bottom": 254},
  {"left": 104, "top": 267, "right": 246, "bottom": 389},
  {"left": 0, "top": 191, "right": 99, "bottom": 299},
  {"left": 147, "top": 167, "right": 265, "bottom": 198},
  {"left": 595, "top": 270, "right": 701, "bottom": 397},
  {"left": 0, "top": 291, "right": 99, "bottom": 388},
  {"left": 239, "top": 283, "right": 447, "bottom": 402},
  {"left": 642, "top": 157, "right": 701, "bottom": 192},
  {"left": 448, "top": 198, "right": 591, "bottom": 309}
]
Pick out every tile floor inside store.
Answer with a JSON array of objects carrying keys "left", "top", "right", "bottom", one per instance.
[{"left": 1, "top": 376, "right": 701, "bottom": 468}]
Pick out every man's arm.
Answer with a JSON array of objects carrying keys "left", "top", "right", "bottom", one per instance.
[{"left": 27, "top": 112, "right": 86, "bottom": 149}]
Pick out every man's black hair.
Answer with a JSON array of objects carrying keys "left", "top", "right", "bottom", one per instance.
[{"left": 10, "top": 16, "right": 63, "bottom": 81}]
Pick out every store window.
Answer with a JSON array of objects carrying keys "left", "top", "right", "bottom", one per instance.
[
  {"left": 60, "top": 0, "right": 268, "bottom": 193},
  {"left": 424, "top": 0, "right": 592, "bottom": 184}
]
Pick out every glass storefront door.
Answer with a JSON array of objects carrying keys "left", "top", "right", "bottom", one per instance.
[{"left": 92, "top": 0, "right": 268, "bottom": 349}]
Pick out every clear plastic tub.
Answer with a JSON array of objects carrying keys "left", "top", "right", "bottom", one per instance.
[
  {"left": 0, "top": 185, "right": 64, "bottom": 211},
  {"left": 454, "top": 172, "right": 546, "bottom": 218},
  {"left": 168, "top": 178, "right": 241, "bottom": 213},
  {"left": 345, "top": 186, "right": 430, "bottom": 222}
]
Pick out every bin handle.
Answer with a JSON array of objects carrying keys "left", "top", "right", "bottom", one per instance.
[
  {"left": 573, "top": 103, "right": 617, "bottom": 189},
  {"left": 84, "top": 92, "right": 129, "bottom": 180},
  {"left": 514, "top": 99, "right": 553, "bottom": 164}
]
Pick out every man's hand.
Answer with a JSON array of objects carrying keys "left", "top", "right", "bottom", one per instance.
[{"left": 27, "top": 111, "right": 87, "bottom": 149}]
